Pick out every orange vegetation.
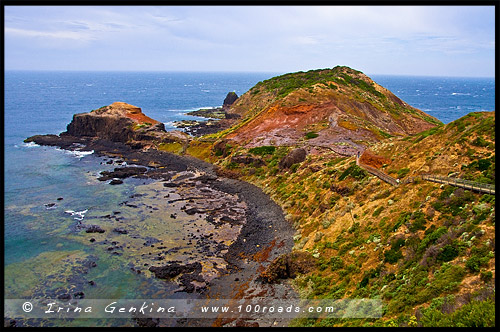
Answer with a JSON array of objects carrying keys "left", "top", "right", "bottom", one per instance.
[{"left": 359, "top": 149, "right": 391, "bottom": 169}]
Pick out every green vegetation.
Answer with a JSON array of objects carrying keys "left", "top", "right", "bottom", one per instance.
[
  {"left": 253, "top": 66, "right": 362, "bottom": 98},
  {"left": 397, "top": 167, "right": 411, "bottom": 179},
  {"left": 338, "top": 162, "right": 368, "bottom": 181},
  {"left": 248, "top": 145, "right": 276, "bottom": 156},
  {"left": 420, "top": 298, "right": 495, "bottom": 327},
  {"left": 305, "top": 131, "right": 319, "bottom": 139},
  {"left": 465, "top": 246, "right": 492, "bottom": 273}
]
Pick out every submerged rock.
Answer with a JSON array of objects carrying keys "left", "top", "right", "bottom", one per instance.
[
  {"left": 85, "top": 225, "right": 105, "bottom": 233},
  {"left": 113, "top": 227, "right": 128, "bottom": 234}
]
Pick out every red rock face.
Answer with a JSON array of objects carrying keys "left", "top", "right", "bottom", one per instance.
[
  {"left": 225, "top": 96, "right": 437, "bottom": 149},
  {"left": 223, "top": 67, "right": 441, "bottom": 150},
  {"left": 65, "top": 102, "right": 187, "bottom": 144},
  {"left": 104, "top": 102, "right": 161, "bottom": 125}
]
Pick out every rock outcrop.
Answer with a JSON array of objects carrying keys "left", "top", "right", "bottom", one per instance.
[
  {"left": 222, "top": 91, "right": 239, "bottom": 109},
  {"left": 26, "top": 102, "right": 190, "bottom": 148},
  {"left": 66, "top": 102, "right": 164, "bottom": 142},
  {"left": 279, "top": 148, "right": 307, "bottom": 169}
]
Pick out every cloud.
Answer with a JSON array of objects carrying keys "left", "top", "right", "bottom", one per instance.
[
  {"left": 6, "top": 27, "right": 90, "bottom": 40},
  {"left": 4, "top": 5, "right": 495, "bottom": 76}
]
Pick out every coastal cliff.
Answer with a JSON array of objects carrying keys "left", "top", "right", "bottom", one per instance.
[
  {"left": 24, "top": 66, "right": 495, "bottom": 328},
  {"left": 66, "top": 102, "right": 164, "bottom": 142},
  {"left": 26, "top": 101, "right": 190, "bottom": 150}
]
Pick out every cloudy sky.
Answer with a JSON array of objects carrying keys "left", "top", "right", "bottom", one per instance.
[{"left": 4, "top": 5, "right": 495, "bottom": 77}]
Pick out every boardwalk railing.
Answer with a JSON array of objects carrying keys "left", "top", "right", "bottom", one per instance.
[
  {"left": 354, "top": 152, "right": 494, "bottom": 194},
  {"left": 421, "top": 174, "right": 495, "bottom": 195},
  {"left": 356, "top": 153, "right": 399, "bottom": 186},
  {"left": 359, "top": 162, "right": 399, "bottom": 186}
]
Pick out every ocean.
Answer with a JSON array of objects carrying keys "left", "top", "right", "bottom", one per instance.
[{"left": 3, "top": 71, "right": 495, "bottom": 326}]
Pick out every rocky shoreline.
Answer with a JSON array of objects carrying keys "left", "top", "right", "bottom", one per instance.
[
  {"left": 25, "top": 115, "right": 296, "bottom": 327},
  {"left": 172, "top": 91, "right": 241, "bottom": 137}
]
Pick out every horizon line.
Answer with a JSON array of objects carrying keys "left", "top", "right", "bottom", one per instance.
[{"left": 4, "top": 69, "right": 495, "bottom": 80}]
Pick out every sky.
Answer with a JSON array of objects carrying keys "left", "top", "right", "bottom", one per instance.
[{"left": 4, "top": 5, "right": 496, "bottom": 77}]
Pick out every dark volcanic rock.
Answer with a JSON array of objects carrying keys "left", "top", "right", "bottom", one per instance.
[
  {"left": 24, "top": 134, "right": 89, "bottom": 150},
  {"left": 134, "top": 317, "right": 160, "bottom": 328},
  {"left": 223, "top": 91, "right": 239, "bottom": 109},
  {"left": 67, "top": 112, "right": 135, "bottom": 142},
  {"left": 98, "top": 166, "right": 148, "bottom": 181},
  {"left": 178, "top": 273, "right": 205, "bottom": 293},
  {"left": 113, "top": 227, "right": 128, "bottom": 234},
  {"left": 278, "top": 148, "right": 307, "bottom": 169},
  {"left": 73, "top": 291, "right": 85, "bottom": 299},
  {"left": 259, "top": 251, "right": 316, "bottom": 283},
  {"left": 109, "top": 179, "right": 123, "bottom": 185},
  {"left": 85, "top": 225, "right": 105, "bottom": 233},
  {"left": 230, "top": 154, "right": 265, "bottom": 167},
  {"left": 149, "top": 262, "right": 202, "bottom": 279},
  {"left": 57, "top": 293, "right": 72, "bottom": 301}
]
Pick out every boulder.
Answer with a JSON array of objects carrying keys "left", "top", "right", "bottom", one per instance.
[
  {"left": 278, "top": 148, "right": 307, "bottom": 169},
  {"left": 213, "top": 139, "right": 232, "bottom": 157},
  {"left": 259, "top": 251, "right": 316, "bottom": 283},
  {"left": 85, "top": 225, "right": 105, "bottom": 233}
]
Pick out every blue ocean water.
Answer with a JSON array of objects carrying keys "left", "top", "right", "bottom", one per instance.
[
  {"left": 3, "top": 71, "right": 495, "bottom": 324},
  {"left": 371, "top": 75, "right": 495, "bottom": 124}
]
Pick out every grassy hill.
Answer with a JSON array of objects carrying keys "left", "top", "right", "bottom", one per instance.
[
  {"left": 158, "top": 67, "right": 495, "bottom": 327},
  {"left": 209, "top": 66, "right": 441, "bottom": 148},
  {"left": 208, "top": 111, "right": 495, "bottom": 327}
]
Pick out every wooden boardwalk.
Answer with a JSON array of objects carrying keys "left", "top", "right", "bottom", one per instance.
[
  {"left": 420, "top": 174, "right": 495, "bottom": 195},
  {"left": 355, "top": 152, "right": 495, "bottom": 195},
  {"left": 356, "top": 153, "right": 399, "bottom": 186}
]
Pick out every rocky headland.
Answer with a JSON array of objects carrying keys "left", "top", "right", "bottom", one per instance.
[
  {"left": 22, "top": 66, "right": 495, "bottom": 327},
  {"left": 173, "top": 92, "right": 241, "bottom": 137}
]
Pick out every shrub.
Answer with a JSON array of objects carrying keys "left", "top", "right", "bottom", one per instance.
[
  {"left": 372, "top": 206, "right": 384, "bottom": 217},
  {"left": 420, "top": 299, "right": 495, "bottom": 327},
  {"left": 248, "top": 145, "right": 276, "bottom": 156},
  {"left": 465, "top": 255, "right": 490, "bottom": 273},
  {"left": 397, "top": 168, "right": 411, "bottom": 179},
  {"left": 330, "top": 257, "right": 344, "bottom": 271},
  {"left": 290, "top": 163, "right": 300, "bottom": 173},
  {"left": 418, "top": 227, "right": 448, "bottom": 253},
  {"left": 480, "top": 271, "right": 493, "bottom": 283},
  {"left": 338, "top": 163, "right": 368, "bottom": 181},
  {"left": 305, "top": 131, "right": 319, "bottom": 139},
  {"left": 436, "top": 244, "right": 459, "bottom": 262},
  {"left": 392, "top": 211, "right": 412, "bottom": 231},
  {"left": 409, "top": 210, "right": 427, "bottom": 232},
  {"left": 472, "top": 136, "right": 488, "bottom": 147},
  {"left": 384, "top": 248, "right": 403, "bottom": 264}
]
